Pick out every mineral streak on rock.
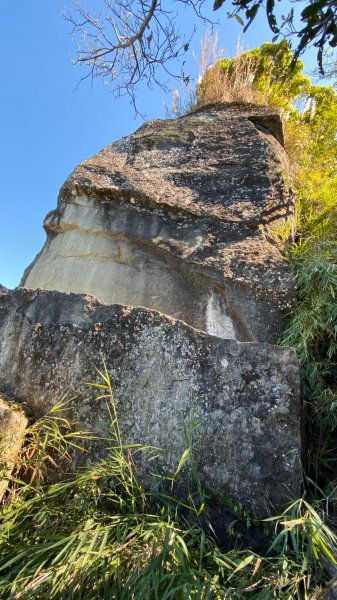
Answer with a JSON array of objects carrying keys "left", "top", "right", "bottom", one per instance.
[
  {"left": 22, "top": 103, "right": 296, "bottom": 343},
  {"left": 0, "top": 288, "right": 301, "bottom": 518}
]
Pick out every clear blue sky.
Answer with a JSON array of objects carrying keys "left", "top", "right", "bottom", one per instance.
[{"left": 0, "top": 1, "right": 322, "bottom": 289}]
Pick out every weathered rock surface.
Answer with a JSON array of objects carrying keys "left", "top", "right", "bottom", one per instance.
[
  {"left": 0, "top": 394, "right": 27, "bottom": 500},
  {"left": 22, "top": 103, "right": 296, "bottom": 343},
  {"left": 0, "top": 284, "right": 8, "bottom": 294},
  {"left": 325, "top": 579, "right": 337, "bottom": 599},
  {"left": 0, "top": 287, "right": 301, "bottom": 518}
]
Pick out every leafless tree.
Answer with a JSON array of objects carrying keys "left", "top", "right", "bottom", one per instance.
[
  {"left": 66, "top": 0, "right": 213, "bottom": 111},
  {"left": 67, "top": 0, "right": 337, "bottom": 111}
]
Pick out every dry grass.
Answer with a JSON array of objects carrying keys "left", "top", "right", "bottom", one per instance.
[
  {"left": 169, "top": 31, "right": 268, "bottom": 117},
  {"left": 198, "top": 34, "right": 265, "bottom": 106}
]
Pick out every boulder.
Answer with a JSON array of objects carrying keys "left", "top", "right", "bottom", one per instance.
[
  {"left": 0, "top": 394, "right": 27, "bottom": 500},
  {"left": 21, "top": 103, "right": 296, "bottom": 343},
  {"left": 0, "top": 104, "right": 302, "bottom": 535},
  {"left": 0, "top": 287, "right": 302, "bottom": 519}
]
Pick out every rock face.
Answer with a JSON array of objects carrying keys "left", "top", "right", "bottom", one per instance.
[
  {"left": 0, "top": 288, "right": 301, "bottom": 518},
  {"left": 22, "top": 103, "right": 296, "bottom": 343},
  {"left": 0, "top": 394, "right": 27, "bottom": 500},
  {"left": 0, "top": 104, "right": 302, "bottom": 529}
]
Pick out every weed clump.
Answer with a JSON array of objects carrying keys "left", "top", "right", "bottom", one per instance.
[{"left": 0, "top": 363, "right": 336, "bottom": 598}]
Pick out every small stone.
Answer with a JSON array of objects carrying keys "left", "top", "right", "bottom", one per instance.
[{"left": 0, "top": 394, "right": 27, "bottom": 500}]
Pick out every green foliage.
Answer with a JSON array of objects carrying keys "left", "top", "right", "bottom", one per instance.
[
  {"left": 282, "top": 242, "right": 337, "bottom": 429},
  {"left": 0, "top": 367, "right": 335, "bottom": 599},
  {"left": 267, "top": 497, "right": 337, "bottom": 569},
  {"left": 220, "top": 40, "right": 310, "bottom": 112},
  {"left": 214, "top": 0, "right": 337, "bottom": 73}
]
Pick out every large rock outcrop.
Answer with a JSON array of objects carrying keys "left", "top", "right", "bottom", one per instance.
[
  {"left": 0, "top": 104, "right": 302, "bottom": 528},
  {"left": 0, "top": 287, "right": 301, "bottom": 518},
  {"left": 22, "top": 103, "right": 296, "bottom": 343}
]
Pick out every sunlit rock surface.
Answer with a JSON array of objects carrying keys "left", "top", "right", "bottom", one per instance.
[
  {"left": 22, "top": 103, "right": 296, "bottom": 342},
  {"left": 0, "top": 104, "right": 303, "bottom": 533}
]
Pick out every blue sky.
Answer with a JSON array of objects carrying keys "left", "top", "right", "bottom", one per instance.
[{"left": 0, "top": 1, "right": 323, "bottom": 288}]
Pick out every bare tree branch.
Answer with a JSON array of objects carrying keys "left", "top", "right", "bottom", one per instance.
[
  {"left": 66, "top": 0, "right": 337, "bottom": 112},
  {"left": 66, "top": 0, "right": 215, "bottom": 111}
]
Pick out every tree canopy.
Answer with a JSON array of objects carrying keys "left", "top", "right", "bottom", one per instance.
[
  {"left": 215, "top": 0, "right": 337, "bottom": 72},
  {"left": 68, "top": 0, "right": 337, "bottom": 104}
]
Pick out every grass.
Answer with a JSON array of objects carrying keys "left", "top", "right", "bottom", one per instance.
[
  {"left": 1, "top": 399, "right": 91, "bottom": 501},
  {"left": 169, "top": 33, "right": 265, "bottom": 117},
  {"left": 197, "top": 34, "right": 265, "bottom": 107},
  {"left": 0, "top": 364, "right": 336, "bottom": 598}
]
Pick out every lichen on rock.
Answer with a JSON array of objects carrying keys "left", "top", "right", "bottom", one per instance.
[
  {"left": 22, "top": 103, "right": 296, "bottom": 343},
  {"left": 0, "top": 288, "right": 301, "bottom": 520}
]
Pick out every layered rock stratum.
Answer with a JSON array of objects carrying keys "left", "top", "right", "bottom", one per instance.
[{"left": 22, "top": 103, "right": 296, "bottom": 342}]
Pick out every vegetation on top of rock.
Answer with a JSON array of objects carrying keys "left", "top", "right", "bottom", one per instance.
[
  {"left": 68, "top": 0, "right": 337, "bottom": 106},
  {"left": 0, "top": 40, "right": 336, "bottom": 598}
]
